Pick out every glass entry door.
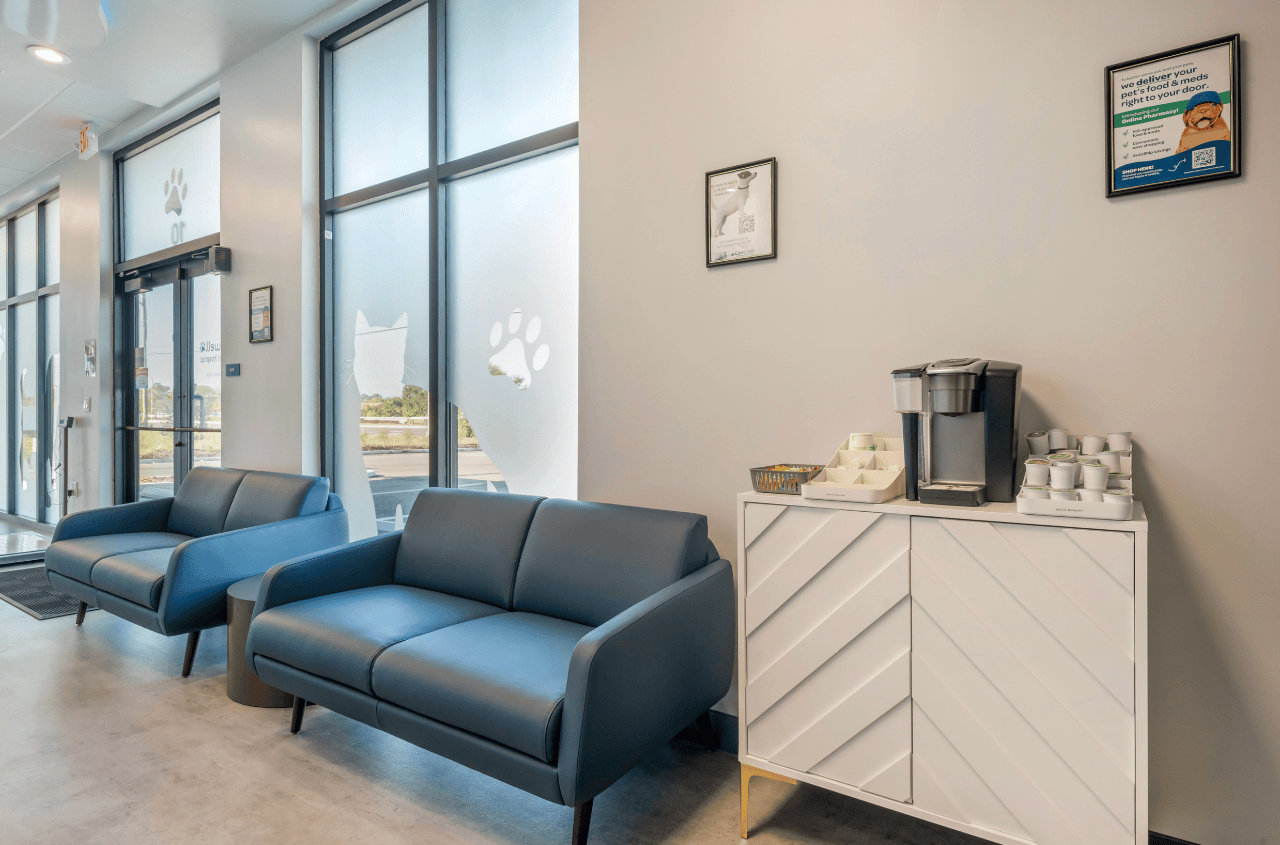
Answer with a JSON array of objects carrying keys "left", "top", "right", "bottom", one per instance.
[{"left": 122, "top": 264, "right": 220, "bottom": 500}]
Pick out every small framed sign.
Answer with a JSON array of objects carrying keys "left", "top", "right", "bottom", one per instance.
[
  {"left": 1106, "top": 34, "right": 1241, "bottom": 197},
  {"left": 249, "top": 286, "right": 273, "bottom": 343},
  {"left": 706, "top": 157, "right": 776, "bottom": 267}
]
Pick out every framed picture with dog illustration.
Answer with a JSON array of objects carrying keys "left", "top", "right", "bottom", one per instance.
[
  {"left": 1106, "top": 34, "right": 1241, "bottom": 197},
  {"left": 706, "top": 158, "right": 776, "bottom": 266}
]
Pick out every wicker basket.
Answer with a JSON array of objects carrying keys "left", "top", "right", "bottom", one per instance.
[{"left": 750, "top": 465, "right": 824, "bottom": 495}]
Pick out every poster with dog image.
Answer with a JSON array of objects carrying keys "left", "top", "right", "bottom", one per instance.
[
  {"left": 1107, "top": 35, "right": 1240, "bottom": 196},
  {"left": 706, "top": 158, "right": 775, "bottom": 266}
]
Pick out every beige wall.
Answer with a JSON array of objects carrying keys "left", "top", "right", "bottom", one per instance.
[
  {"left": 581, "top": 1, "right": 1280, "bottom": 841},
  {"left": 219, "top": 33, "right": 321, "bottom": 476}
]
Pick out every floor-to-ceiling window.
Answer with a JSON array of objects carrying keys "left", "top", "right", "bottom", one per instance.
[
  {"left": 321, "top": 0, "right": 579, "bottom": 538},
  {"left": 0, "top": 191, "right": 61, "bottom": 524},
  {"left": 113, "top": 104, "right": 223, "bottom": 501}
]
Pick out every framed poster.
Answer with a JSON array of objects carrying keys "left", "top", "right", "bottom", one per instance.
[
  {"left": 249, "top": 286, "right": 273, "bottom": 343},
  {"left": 706, "top": 158, "right": 776, "bottom": 266},
  {"left": 1106, "top": 34, "right": 1241, "bottom": 197}
]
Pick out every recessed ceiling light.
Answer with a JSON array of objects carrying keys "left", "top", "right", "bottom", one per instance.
[{"left": 27, "top": 45, "right": 70, "bottom": 64}]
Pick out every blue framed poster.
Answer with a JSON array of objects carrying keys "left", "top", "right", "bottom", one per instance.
[{"left": 1106, "top": 35, "right": 1241, "bottom": 197}]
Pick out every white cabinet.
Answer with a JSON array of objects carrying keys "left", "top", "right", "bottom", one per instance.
[
  {"left": 738, "top": 494, "right": 1148, "bottom": 845},
  {"left": 742, "top": 504, "right": 912, "bottom": 801}
]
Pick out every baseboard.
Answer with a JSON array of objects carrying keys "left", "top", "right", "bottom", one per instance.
[{"left": 1150, "top": 833, "right": 1203, "bottom": 845}]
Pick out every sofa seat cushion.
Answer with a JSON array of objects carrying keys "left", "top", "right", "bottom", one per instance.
[
  {"left": 372, "top": 612, "right": 591, "bottom": 764},
  {"left": 91, "top": 547, "right": 174, "bottom": 609},
  {"left": 44, "top": 533, "right": 192, "bottom": 585},
  {"left": 250, "top": 585, "right": 504, "bottom": 694}
]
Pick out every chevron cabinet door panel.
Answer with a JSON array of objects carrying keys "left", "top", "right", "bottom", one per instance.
[
  {"left": 743, "top": 505, "right": 911, "bottom": 802},
  {"left": 910, "top": 517, "right": 1136, "bottom": 845}
]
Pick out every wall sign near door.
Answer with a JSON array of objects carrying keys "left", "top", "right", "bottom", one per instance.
[
  {"left": 707, "top": 158, "right": 776, "bottom": 267},
  {"left": 1106, "top": 34, "right": 1241, "bottom": 197},
  {"left": 249, "top": 286, "right": 273, "bottom": 343}
]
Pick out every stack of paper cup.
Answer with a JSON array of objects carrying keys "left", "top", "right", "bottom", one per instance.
[{"left": 850, "top": 432, "right": 876, "bottom": 450}]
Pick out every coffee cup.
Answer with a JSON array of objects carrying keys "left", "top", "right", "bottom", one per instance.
[
  {"left": 1026, "top": 431, "right": 1050, "bottom": 454},
  {"left": 850, "top": 432, "right": 876, "bottom": 450},
  {"left": 1021, "top": 486, "right": 1051, "bottom": 500},
  {"left": 1024, "top": 459, "right": 1051, "bottom": 486},
  {"left": 1107, "top": 431, "right": 1132, "bottom": 451},
  {"left": 1049, "top": 464, "right": 1076, "bottom": 490},
  {"left": 1050, "top": 489, "right": 1079, "bottom": 501},
  {"left": 1096, "top": 451, "right": 1124, "bottom": 472},
  {"left": 1047, "top": 429, "right": 1071, "bottom": 451},
  {"left": 1079, "top": 434, "right": 1107, "bottom": 455},
  {"left": 1078, "top": 489, "right": 1104, "bottom": 502},
  {"left": 1081, "top": 462, "right": 1110, "bottom": 491},
  {"left": 1103, "top": 490, "right": 1133, "bottom": 504}
]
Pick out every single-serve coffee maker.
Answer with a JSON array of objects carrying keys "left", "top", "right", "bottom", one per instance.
[{"left": 891, "top": 358, "right": 1023, "bottom": 506}]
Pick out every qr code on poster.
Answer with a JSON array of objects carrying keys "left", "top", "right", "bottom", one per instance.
[
  {"left": 1191, "top": 147, "right": 1216, "bottom": 169},
  {"left": 738, "top": 214, "right": 755, "bottom": 234}
]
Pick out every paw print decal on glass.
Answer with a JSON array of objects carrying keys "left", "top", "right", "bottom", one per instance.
[
  {"left": 164, "top": 168, "right": 188, "bottom": 216},
  {"left": 487, "top": 308, "right": 549, "bottom": 391}
]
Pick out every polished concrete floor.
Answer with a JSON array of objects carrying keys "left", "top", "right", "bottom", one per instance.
[{"left": 0, "top": 606, "right": 986, "bottom": 845}]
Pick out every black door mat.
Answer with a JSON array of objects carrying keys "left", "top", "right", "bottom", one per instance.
[{"left": 0, "top": 566, "right": 97, "bottom": 620}]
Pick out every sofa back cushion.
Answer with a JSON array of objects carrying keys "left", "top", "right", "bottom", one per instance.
[
  {"left": 166, "top": 467, "right": 250, "bottom": 537},
  {"left": 224, "top": 472, "right": 331, "bottom": 532},
  {"left": 511, "top": 500, "right": 713, "bottom": 628},
  {"left": 394, "top": 489, "right": 544, "bottom": 608}
]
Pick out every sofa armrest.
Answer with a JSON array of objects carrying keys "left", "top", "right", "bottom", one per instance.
[
  {"left": 255, "top": 531, "right": 401, "bottom": 614},
  {"left": 557, "top": 558, "right": 735, "bottom": 806},
  {"left": 157, "top": 506, "right": 351, "bottom": 636},
  {"left": 51, "top": 498, "right": 175, "bottom": 543}
]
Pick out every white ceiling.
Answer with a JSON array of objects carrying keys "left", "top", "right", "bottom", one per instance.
[{"left": 0, "top": 0, "right": 345, "bottom": 197}]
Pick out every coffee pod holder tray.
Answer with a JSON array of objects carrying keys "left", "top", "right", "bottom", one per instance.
[
  {"left": 801, "top": 435, "right": 907, "bottom": 503},
  {"left": 1016, "top": 435, "right": 1136, "bottom": 521}
]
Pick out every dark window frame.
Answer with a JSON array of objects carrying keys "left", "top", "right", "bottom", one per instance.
[
  {"left": 112, "top": 102, "right": 224, "bottom": 503},
  {"left": 318, "top": 0, "right": 579, "bottom": 499},
  {"left": 0, "top": 188, "right": 62, "bottom": 524}
]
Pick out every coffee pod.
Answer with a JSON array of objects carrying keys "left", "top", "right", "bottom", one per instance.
[
  {"left": 1079, "top": 434, "right": 1107, "bottom": 455},
  {"left": 1111, "top": 472, "right": 1133, "bottom": 491},
  {"left": 1047, "top": 428, "right": 1071, "bottom": 450},
  {"left": 1024, "top": 459, "right": 1051, "bottom": 486},
  {"left": 1096, "top": 450, "right": 1124, "bottom": 472},
  {"left": 1107, "top": 431, "right": 1132, "bottom": 451},
  {"left": 1047, "top": 453, "right": 1076, "bottom": 463},
  {"left": 850, "top": 432, "right": 875, "bottom": 449},
  {"left": 1103, "top": 490, "right": 1133, "bottom": 504},
  {"left": 1078, "top": 489, "right": 1105, "bottom": 502},
  {"left": 1049, "top": 464, "right": 1076, "bottom": 490},
  {"left": 1021, "top": 485, "right": 1051, "bottom": 500},
  {"left": 1080, "top": 462, "right": 1110, "bottom": 491},
  {"left": 1026, "top": 431, "right": 1050, "bottom": 454},
  {"left": 1050, "top": 489, "right": 1078, "bottom": 501}
]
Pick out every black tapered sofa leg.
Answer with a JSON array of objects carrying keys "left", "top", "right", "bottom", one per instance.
[
  {"left": 181, "top": 631, "right": 200, "bottom": 678},
  {"left": 290, "top": 696, "right": 306, "bottom": 734},
  {"left": 571, "top": 800, "right": 593, "bottom": 845},
  {"left": 695, "top": 711, "right": 719, "bottom": 751},
  {"left": 75, "top": 602, "right": 87, "bottom": 626}
]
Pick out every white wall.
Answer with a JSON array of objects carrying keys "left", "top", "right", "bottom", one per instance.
[
  {"left": 219, "top": 32, "right": 320, "bottom": 476},
  {"left": 581, "top": 1, "right": 1280, "bottom": 842}
]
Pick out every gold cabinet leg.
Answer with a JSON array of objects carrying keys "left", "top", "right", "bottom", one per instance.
[{"left": 740, "top": 763, "right": 796, "bottom": 839}]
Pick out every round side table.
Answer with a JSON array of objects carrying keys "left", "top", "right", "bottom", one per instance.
[{"left": 226, "top": 574, "right": 295, "bottom": 708}]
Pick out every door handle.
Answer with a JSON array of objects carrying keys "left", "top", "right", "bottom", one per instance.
[{"left": 174, "top": 441, "right": 185, "bottom": 447}]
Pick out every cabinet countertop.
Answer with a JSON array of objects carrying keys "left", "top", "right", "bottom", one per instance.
[{"left": 738, "top": 491, "right": 1147, "bottom": 533}]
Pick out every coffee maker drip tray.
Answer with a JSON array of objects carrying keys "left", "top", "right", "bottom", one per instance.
[{"left": 919, "top": 482, "right": 987, "bottom": 507}]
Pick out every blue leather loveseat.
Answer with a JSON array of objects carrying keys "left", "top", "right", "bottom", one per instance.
[
  {"left": 247, "top": 488, "right": 734, "bottom": 845},
  {"left": 45, "top": 467, "right": 349, "bottom": 676}
]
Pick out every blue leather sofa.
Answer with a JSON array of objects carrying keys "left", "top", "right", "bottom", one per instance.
[
  {"left": 247, "top": 488, "right": 734, "bottom": 845},
  {"left": 45, "top": 467, "right": 349, "bottom": 676}
]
